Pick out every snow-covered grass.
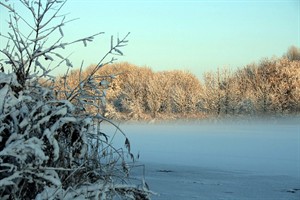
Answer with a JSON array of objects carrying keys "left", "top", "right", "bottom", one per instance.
[{"left": 119, "top": 119, "right": 300, "bottom": 199}]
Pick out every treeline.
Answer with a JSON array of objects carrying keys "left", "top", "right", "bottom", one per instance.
[
  {"left": 55, "top": 58, "right": 300, "bottom": 120},
  {"left": 55, "top": 63, "right": 203, "bottom": 120},
  {"left": 202, "top": 58, "right": 300, "bottom": 116}
]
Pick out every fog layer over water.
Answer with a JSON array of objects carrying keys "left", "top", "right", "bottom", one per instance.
[
  {"left": 102, "top": 119, "right": 300, "bottom": 199},
  {"left": 116, "top": 119, "right": 300, "bottom": 178}
]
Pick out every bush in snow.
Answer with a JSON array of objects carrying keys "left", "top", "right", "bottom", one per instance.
[
  {"left": 0, "top": 73, "right": 150, "bottom": 199},
  {"left": 0, "top": 0, "right": 151, "bottom": 199}
]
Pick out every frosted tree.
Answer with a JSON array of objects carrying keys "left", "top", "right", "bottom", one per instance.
[
  {"left": 263, "top": 58, "right": 300, "bottom": 114},
  {"left": 0, "top": 0, "right": 151, "bottom": 199},
  {"left": 232, "top": 65, "right": 257, "bottom": 115},
  {"left": 285, "top": 45, "right": 300, "bottom": 61},
  {"left": 167, "top": 70, "right": 202, "bottom": 114},
  {"left": 218, "top": 68, "right": 233, "bottom": 115},
  {"left": 201, "top": 68, "right": 231, "bottom": 116},
  {"left": 145, "top": 71, "right": 164, "bottom": 118}
]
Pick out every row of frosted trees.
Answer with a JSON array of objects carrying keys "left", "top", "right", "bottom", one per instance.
[
  {"left": 56, "top": 63, "right": 202, "bottom": 120},
  {"left": 202, "top": 58, "right": 300, "bottom": 116},
  {"left": 56, "top": 58, "right": 300, "bottom": 120}
]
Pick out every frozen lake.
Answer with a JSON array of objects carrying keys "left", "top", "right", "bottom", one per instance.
[{"left": 107, "top": 119, "right": 300, "bottom": 199}]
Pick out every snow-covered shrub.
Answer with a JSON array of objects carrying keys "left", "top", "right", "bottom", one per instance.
[
  {"left": 0, "top": 73, "right": 150, "bottom": 199},
  {"left": 0, "top": 0, "right": 151, "bottom": 199},
  {"left": 0, "top": 73, "right": 79, "bottom": 198}
]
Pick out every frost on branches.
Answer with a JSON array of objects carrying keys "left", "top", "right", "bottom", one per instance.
[{"left": 0, "top": 73, "right": 151, "bottom": 199}]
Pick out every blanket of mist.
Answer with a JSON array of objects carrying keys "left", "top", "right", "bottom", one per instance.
[{"left": 104, "top": 119, "right": 300, "bottom": 199}]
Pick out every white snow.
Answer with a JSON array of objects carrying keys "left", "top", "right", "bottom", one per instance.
[
  {"left": 117, "top": 118, "right": 300, "bottom": 200},
  {"left": 0, "top": 85, "right": 9, "bottom": 113},
  {"left": 0, "top": 72, "right": 21, "bottom": 87},
  {"left": 43, "top": 128, "right": 59, "bottom": 161}
]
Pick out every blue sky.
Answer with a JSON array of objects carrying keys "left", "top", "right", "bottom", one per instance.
[{"left": 0, "top": 0, "right": 299, "bottom": 78}]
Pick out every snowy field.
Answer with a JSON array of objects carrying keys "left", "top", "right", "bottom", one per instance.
[{"left": 112, "top": 119, "right": 300, "bottom": 200}]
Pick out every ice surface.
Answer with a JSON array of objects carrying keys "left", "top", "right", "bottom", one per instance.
[
  {"left": 139, "top": 163, "right": 300, "bottom": 200},
  {"left": 115, "top": 119, "right": 300, "bottom": 199}
]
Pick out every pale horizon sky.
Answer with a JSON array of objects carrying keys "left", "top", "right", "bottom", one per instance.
[{"left": 0, "top": 0, "right": 299, "bottom": 78}]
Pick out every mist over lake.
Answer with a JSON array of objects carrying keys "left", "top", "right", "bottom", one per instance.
[
  {"left": 107, "top": 118, "right": 300, "bottom": 199},
  {"left": 117, "top": 119, "right": 299, "bottom": 176}
]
